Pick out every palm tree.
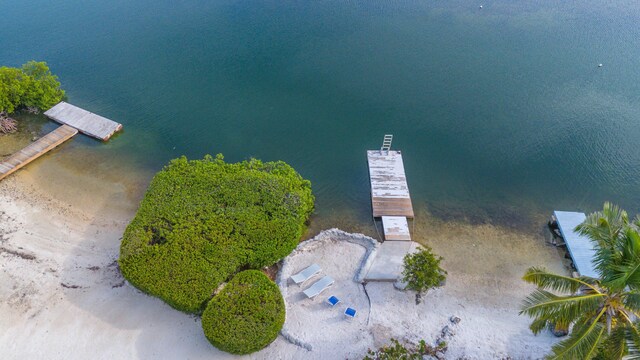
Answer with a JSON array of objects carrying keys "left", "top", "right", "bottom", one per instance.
[{"left": 520, "top": 203, "right": 640, "bottom": 359}]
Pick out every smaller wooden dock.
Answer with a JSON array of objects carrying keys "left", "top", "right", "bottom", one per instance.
[
  {"left": 44, "top": 101, "right": 122, "bottom": 141},
  {"left": 0, "top": 125, "right": 77, "bottom": 180},
  {"left": 554, "top": 211, "right": 598, "bottom": 278},
  {"left": 367, "top": 150, "right": 414, "bottom": 218},
  {"left": 0, "top": 102, "right": 122, "bottom": 181}
]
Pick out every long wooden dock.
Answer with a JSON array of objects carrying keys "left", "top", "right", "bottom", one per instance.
[
  {"left": 0, "top": 125, "right": 78, "bottom": 180},
  {"left": 364, "top": 144, "right": 418, "bottom": 282},
  {"left": 44, "top": 101, "right": 122, "bottom": 141},
  {"left": 367, "top": 150, "right": 414, "bottom": 218}
]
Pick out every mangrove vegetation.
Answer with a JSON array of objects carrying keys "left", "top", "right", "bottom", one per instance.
[{"left": 118, "top": 154, "right": 313, "bottom": 353}]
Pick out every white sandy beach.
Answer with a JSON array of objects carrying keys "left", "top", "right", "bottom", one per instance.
[{"left": 0, "top": 162, "right": 566, "bottom": 359}]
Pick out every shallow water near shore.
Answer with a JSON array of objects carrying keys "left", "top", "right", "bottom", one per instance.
[{"left": 2, "top": 0, "right": 640, "bottom": 245}]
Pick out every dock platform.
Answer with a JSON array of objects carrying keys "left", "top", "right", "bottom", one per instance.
[
  {"left": 367, "top": 150, "right": 414, "bottom": 218},
  {"left": 0, "top": 125, "right": 77, "bottom": 180},
  {"left": 554, "top": 211, "right": 598, "bottom": 278},
  {"left": 44, "top": 101, "right": 122, "bottom": 141},
  {"left": 381, "top": 216, "right": 411, "bottom": 240}
]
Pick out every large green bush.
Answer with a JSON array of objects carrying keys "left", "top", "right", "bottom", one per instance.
[
  {"left": 119, "top": 154, "right": 313, "bottom": 313},
  {"left": 201, "top": 270, "right": 285, "bottom": 354},
  {"left": 0, "top": 61, "right": 65, "bottom": 113}
]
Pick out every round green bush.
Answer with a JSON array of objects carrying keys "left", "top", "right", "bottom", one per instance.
[
  {"left": 202, "top": 270, "right": 285, "bottom": 354},
  {"left": 119, "top": 154, "right": 313, "bottom": 313},
  {"left": 402, "top": 246, "right": 447, "bottom": 296}
]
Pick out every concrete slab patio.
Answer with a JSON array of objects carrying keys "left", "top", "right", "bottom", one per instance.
[{"left": 364, "top": 241, "right": 418, "bottom": 281}]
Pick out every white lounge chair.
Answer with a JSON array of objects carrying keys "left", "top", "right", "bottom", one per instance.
[
  {"left": 290, "top": 263, "right": 321, "bottom": 285},
  {"left": 303, "top": 276, "right": 334, "bottom": 299}
]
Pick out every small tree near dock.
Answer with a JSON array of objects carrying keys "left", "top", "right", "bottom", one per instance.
[{"left": 402, "top": 246, "right": 447, "bottom": 304}]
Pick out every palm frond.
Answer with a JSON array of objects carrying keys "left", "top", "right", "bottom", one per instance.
[
  {"left": 623, "top": 293, "right": 640, "bottom": 314},
  {"left": 523, "top": 267, "right": 600, "bottom": 293},
  {"left": 530, "top": 317, "right": 551, "bottom": 335},
  {"left": 632, "top": 214, "right": 640, "bottom": 230},
  {"left": 624, "top": 229, "right": 640, "bottom": 259},
  {"left": 609, "top": 260, "right": 640, "bottom": 292},
  {"left": 593, "top": 250, "right": 619, "bottom": 281},
  {"left": 547, "top": 308, "right": 607, "bottom": 360},
  {"left": 577, "top": 203, "right": 631, "bottom": 282},
  {"left": 520, "top": 289, "right": 604, "bottom": 326},
  {"left": 577, "top": 202, "right": 628, "bottom": 249},
  {"left": 606, "top": 326, "right": 630, "bottom": 360},
  {"left": 623, "top": 324, "right": 640, "bottom": 360},
  {"left": 607, "top": 230, "right": 640, "bottom": 291}
]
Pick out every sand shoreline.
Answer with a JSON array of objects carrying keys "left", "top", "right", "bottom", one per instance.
[{"left": 0, "top": 164, "right": 566, "bottom": 359}]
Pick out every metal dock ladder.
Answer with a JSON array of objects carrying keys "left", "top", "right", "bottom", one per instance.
[{"left": 380, "top": 134, "right": 393, "bottom": 154}]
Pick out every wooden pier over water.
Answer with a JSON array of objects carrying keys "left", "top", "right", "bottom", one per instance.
[
  {"left": 0, "top": 125, "right": 77, "bottom": 180},
  {"left": 0, "top": 102, "right": 122, "bottom": 181},
  {"left": 364, "top": 136, "right": 419, "bottom": 282},
  {"left": 44, "top": 102, "right": 122, "bottom": 141},
  {"left": 367, "top": 150, "right": 414, "bottom": 218}
]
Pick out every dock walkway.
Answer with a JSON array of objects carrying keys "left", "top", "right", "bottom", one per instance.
[
  {"left": 364, "top": 147, "right": 418, "bottom": 282},
  {"left": 0, "top": 125, "right": 77, "bottom": 180},
  {"left": 554, "top": 211, "right": 598, "bottom": 278}
]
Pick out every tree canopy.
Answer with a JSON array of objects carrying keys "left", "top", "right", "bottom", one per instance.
[
  {"left": 201, "top": 270, "right": 285, "bottom": 354},
  {"left": 402, "top": 246, "right": 446, "bottom": 303},
  {"left": 520, "top": 203, "right": 640, "bottom": 359},
  {"left": 119, "top": 154, "right": 314, "bottom": 314},
  {"left": 0, "top": 61, "right": 65, "bottom": 113}
]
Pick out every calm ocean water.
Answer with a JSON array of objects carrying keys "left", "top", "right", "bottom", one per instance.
[{"left": 2, "top": 0, "right": 640, "bottom": 228}]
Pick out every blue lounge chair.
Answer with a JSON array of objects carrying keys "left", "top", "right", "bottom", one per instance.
[
  {"left": 344, "top": 307, "right": 357, "bottom": 319},
  {"left": 327, "top": 296, "right": 340, "bottom": 306}
]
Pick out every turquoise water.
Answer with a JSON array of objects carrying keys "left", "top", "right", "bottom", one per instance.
[{"left": 2, "top": 0, "right": 640, "bottom": 227}]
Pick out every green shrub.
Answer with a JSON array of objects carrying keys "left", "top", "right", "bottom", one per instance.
[
  {"left": 402, "top": 246, "right": 446, "bottom": 298},
  {"left": 119, "top": 154, "right": 313, "bottom": 313},
  {"left": 364, "top": 338, "right": 431, "bottom": 360},
  {"left": 0, "top": 61, "right": 65, "bottom": 113},
  {"left": 201, "top": 270, "right": 285, "bottom": 354}
]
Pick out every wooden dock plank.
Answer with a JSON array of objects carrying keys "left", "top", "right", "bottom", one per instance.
[
  {"left": 367, "top": 150, "right": 414, "bottom": 218},
  {"left": 44, "top": 101, "right": 122, "bottom": 141},
  {"left": 381, "top": 216, "right": 412, "bottom": 241},
  {"left": 0, "top": 125, "right": 78, "bottom": 180}
]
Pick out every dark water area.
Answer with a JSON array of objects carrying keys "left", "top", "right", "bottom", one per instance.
[{"left": 2, "top": 0, "right": 640, "bottom": 231}]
